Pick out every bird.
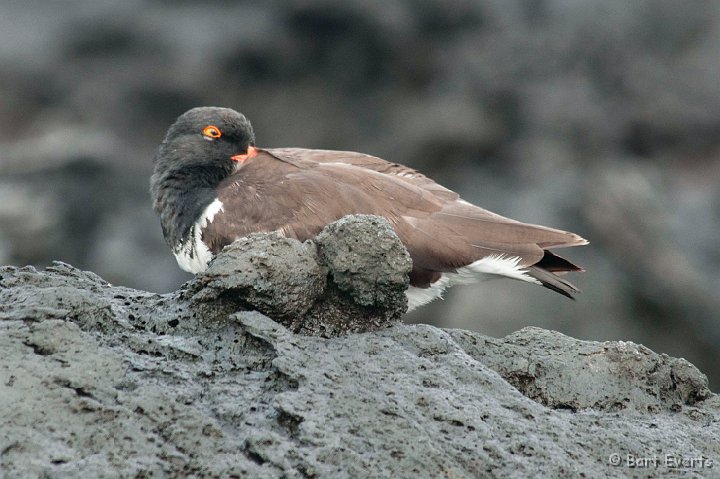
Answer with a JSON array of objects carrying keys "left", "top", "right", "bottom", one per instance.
[{"left": 151, "top": 106, "right": 587, "bottom": 311}]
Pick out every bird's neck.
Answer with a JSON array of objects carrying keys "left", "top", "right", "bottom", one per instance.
[{"left": 154, "top": 166, "right": 226, "bottom": 248}]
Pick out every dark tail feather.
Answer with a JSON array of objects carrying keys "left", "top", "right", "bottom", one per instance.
[
  {"left": 534, "top": 250, "right": 584, "bottom": 274},
  {"left": 526, "top": 265, "right": 581, "bottom": 300}
]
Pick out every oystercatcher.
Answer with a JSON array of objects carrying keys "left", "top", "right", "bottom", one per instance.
[{"left": 151, "top": 107, "right": 587, "bottom": 311}]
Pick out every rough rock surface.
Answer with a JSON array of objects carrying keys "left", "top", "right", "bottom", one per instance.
[
  {"left": 451, "top": 327, "right": 713, "bottom": 414},
  {"left": 188, "top": 215, "right": 412, "bottom": 337},
  {"left": 315, "top": 214, "right": 411, "bottom": 308},
  {"left": 1, "top": 217, "right": 718, "bottom": 478},
  {"left": 3, "top": 0, "right": 720, "bottom": 389},
  {"left": 189, "top": 233, "right": 327, "bottom": 322}
]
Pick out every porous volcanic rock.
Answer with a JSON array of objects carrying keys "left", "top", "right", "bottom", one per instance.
[
  {"left": 0, "top": 216, "right": 717, "bottom": 478},
  {"left": 187, "top": 215, "right": 412, "bottom": 337}
]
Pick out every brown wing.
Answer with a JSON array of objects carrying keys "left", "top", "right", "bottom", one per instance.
[
  {"left": 266, "top": 147, "right": 459, "bottom": 201},
  {"left": 204, "top": 149, "right": 587, "bottom": 289},
  {"left": 205, "top": 150, "right": 445, "bottom": 245}
]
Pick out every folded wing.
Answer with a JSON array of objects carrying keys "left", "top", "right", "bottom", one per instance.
[{"left": 204, "top": 148, "right": 587, "bottom": 296}]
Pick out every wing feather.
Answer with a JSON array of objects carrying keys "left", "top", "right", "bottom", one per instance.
[{"left": 204, "top": 148, "right": 586, "bottom": 289}]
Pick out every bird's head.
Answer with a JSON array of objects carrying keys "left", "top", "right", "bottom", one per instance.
[
  {"left": 153, "top": 106, "right": 256, "bottom": 181},
  {"left": 150, "top": 106, "right": 256, "bottom": 244}
]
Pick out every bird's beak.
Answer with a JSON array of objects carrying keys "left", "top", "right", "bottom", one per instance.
[{"left": 231, "top": 146, "right": 259, "bottom": 163}]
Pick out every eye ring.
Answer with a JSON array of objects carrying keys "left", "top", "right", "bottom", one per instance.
[{"left": 202, "top": 125, "right": 222, "bottom": 139}]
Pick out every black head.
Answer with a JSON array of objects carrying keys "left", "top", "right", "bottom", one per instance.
[
  {"left": 153, "top": 106, "right": 255, "bottom": 178},
  {"left": 150, "top": 106, "right": 255, "bottom": 247}
]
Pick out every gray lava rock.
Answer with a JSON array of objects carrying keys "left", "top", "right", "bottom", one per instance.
[
  {"left": 191, "top": 232, "right": 326, "bottom": 321},
  {"left": 315, "top": 214, "right": 411, "bottom": 308},
  {"left": 450, "top": 327, "right": 712, "bottom": 413},
  {"left": 304, "top": 215, "right": 412, "bottom": 336},
  {"left": 1, "top": 260, "right": 718, "bottom": 478},
  {"left": 187, "top": 215, "right": 411, "bottom": 337},
  {"left": 4, "top": 0, "right": 720, "bottom": 389}
]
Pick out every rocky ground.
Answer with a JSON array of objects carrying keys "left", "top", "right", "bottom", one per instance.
[
  {"left": 1, "top": 0, "right": 720, "bottom": 387},
  {"left": 1, "top": 217, "right": 717, "bottom": 478}
]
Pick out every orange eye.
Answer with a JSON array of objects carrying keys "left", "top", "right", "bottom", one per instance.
[{"left": 202, "top": 125, "right": 222, "bottom": 139}]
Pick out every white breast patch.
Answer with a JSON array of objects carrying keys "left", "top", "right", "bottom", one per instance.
[{"left": 173, "top": 199, "right": 224, "bottom": 274}]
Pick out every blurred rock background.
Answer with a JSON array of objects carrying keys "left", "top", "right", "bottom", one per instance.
[{"left": 1, "top": 0, "right": 718, "bottom": 387}]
